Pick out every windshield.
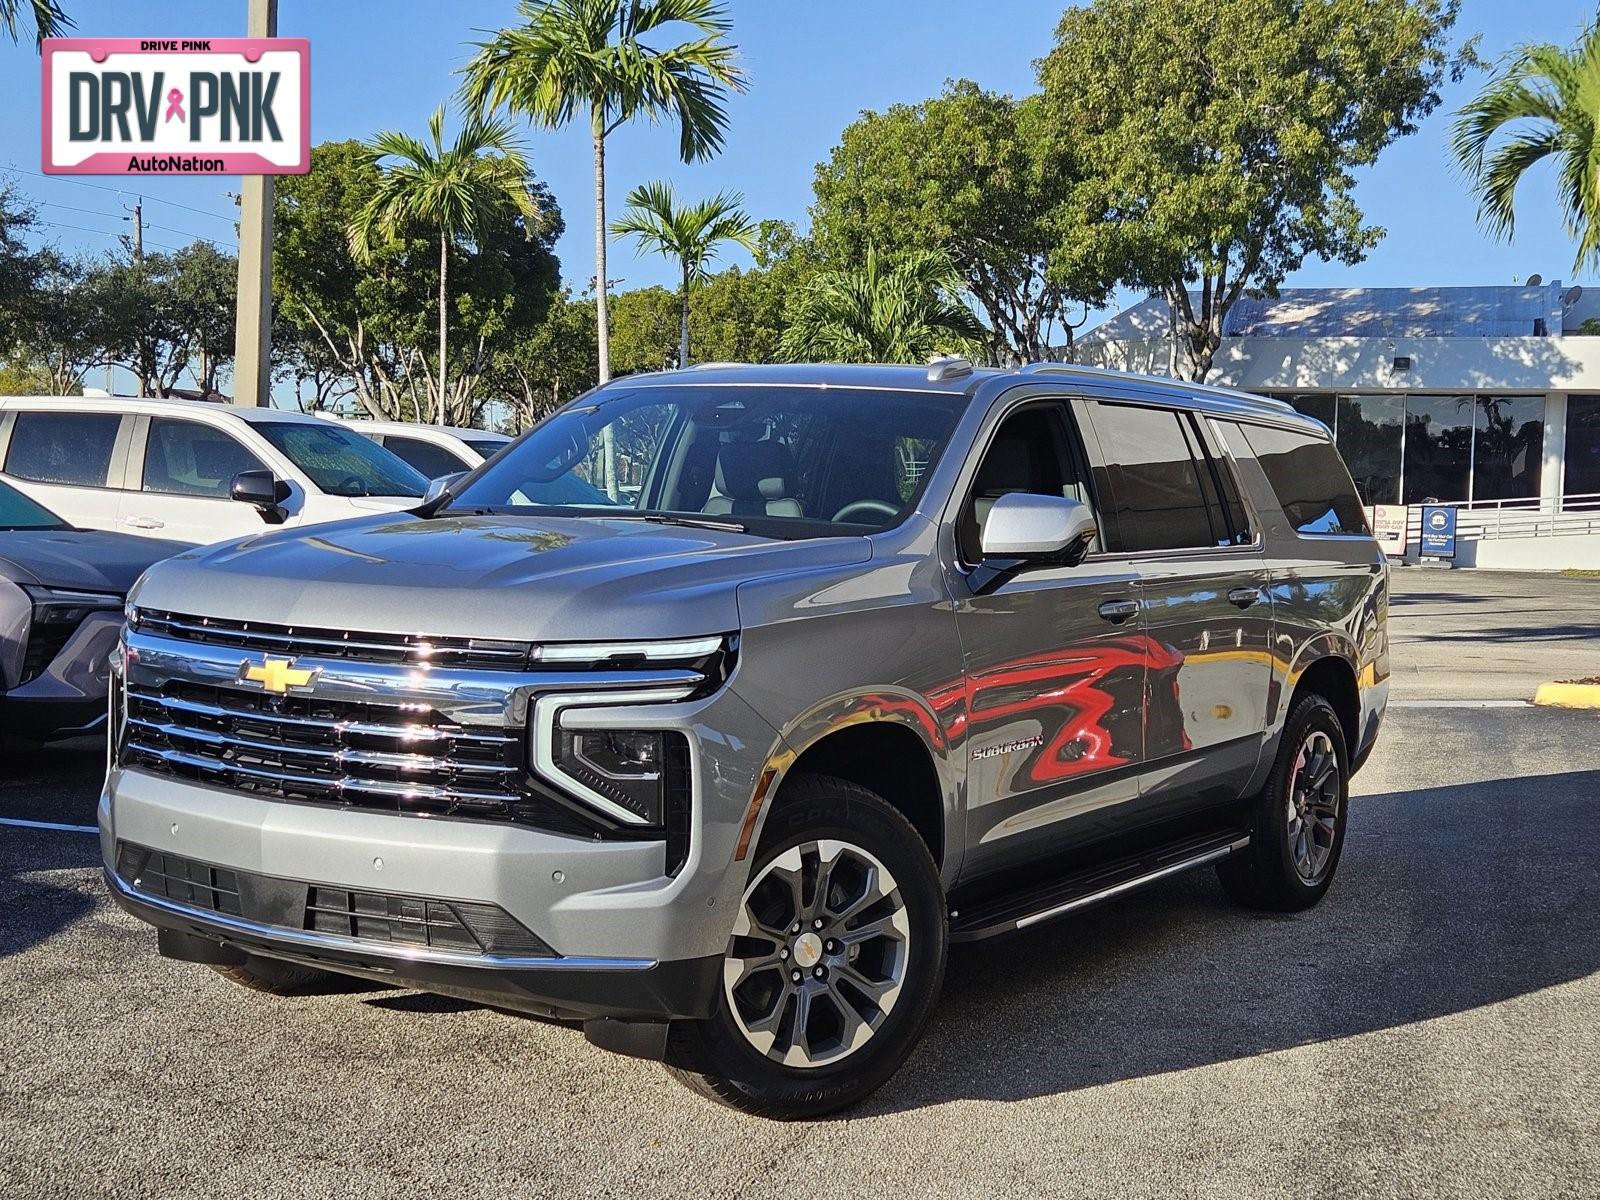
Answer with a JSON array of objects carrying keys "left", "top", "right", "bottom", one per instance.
[
  {"left": 255, "top": 422, "right": 428, "bottom": 498},
  {"left": 446, "top": 384, "right": 968, "bottom": 537},
  {"left": 0, "top": 478, "right": 67, "bottom": 530}
]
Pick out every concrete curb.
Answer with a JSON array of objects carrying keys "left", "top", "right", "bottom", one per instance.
[{"left": 1532, "top": 683, "right": 1600, "bottom": 709}]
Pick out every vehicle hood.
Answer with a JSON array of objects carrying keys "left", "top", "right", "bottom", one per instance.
[
  {"left": 129, "top": 513, "right": 872, "bottom": 641},
  {"left": 0, "top": 528, "right": 191, "bottom": 594}
]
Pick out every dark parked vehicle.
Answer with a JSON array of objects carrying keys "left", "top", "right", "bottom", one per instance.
[
  {"left": 104, "top": 361, "right": 1388, "bottom": 1117},
  {"left": 0, "top": 477, "right": 187, "bottom": 744}
]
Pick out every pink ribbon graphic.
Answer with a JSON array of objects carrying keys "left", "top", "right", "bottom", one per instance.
[{"left": 164, "top": 88, "right": 185, "bottom": 123}]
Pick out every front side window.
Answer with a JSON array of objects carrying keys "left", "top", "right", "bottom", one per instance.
[
  {"left": 253, "top": 422, "right": 428, "bottom": 498},
  {"left": 5, "top": 411, "right": 121, "bottom": 487},
  {"left": 448, "top": 385, "right": 970, "bottom": 538},
  {"left": 0, "top": 478, "right": 67, "bottom": 529},
  {"left": 1083, "top": 402, "right": 1226, "bottom": 552},
  {"left": 143, "top": 418, "right": 266, "bottom": 498},
  {"left": 381, "top": 435, "right": 471, "bottom": 480},
  {"left": 1238, "top": 422, "right": 1369, "bottom": 536},
  {"left": 463, "top": 438, "right": 510, "bottom": 460},
  {"left": 957, "top": 404, "right": 1096, "bottom": 562}
]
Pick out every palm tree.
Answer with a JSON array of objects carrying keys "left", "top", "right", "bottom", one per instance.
[
  {"left": 0, "top": 0, "right": 70, "bottom": 46},
  {"left": 348, "top": 106, "right": 540, "bottom": 423},
  {"left": 779, "top": 246, "right": 985, "bottom": 364},
  {"left": 1453, "top": 26, "right": 1600, "bottom": 273},
  {"left": 610, "top": 181, "right": 756, "bottom": 366},
  {"left": 461, "top": 0, "right": 744, "bottom": 384}
]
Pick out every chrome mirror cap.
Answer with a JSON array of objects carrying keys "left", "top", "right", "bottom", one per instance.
[{"left": 979, "top": 492, "right": 1097, "bottom": 559}]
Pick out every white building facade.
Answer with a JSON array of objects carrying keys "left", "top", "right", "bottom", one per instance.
[{"left": 1078, "top": 283, "right": 1600, "bottom": 569}]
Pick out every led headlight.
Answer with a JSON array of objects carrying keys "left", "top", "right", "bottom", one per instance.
[
  {"left": 21, "top": 584, "right": 123, "bottom": 628},
  {"left": 556, "top": 728, "right": 667, "bottom": 825}
]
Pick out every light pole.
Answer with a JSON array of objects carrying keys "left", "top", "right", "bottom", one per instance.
[{"left": 231, "top": 0, "right": 277, "bottom": 405}]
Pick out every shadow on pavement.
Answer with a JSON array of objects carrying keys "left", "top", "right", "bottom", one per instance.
[
  {"left": 0, "top": 740, "right": 105, "bottom": 960},
  {"left": 869, "top": 768, "right": 1600, "bottom": 1113}
]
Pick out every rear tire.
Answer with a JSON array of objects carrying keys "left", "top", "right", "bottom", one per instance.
[
  {"left": 664, "top": 773, "right": 946, "bottom": 1119},
  {"left": 210, "top": 954, "right": 338, "bottom": 996},
  {"left": 1218, "top": 693, "right": 1349, "bottom": 912}
]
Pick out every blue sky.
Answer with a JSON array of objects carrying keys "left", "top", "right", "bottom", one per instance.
[{"left": 2, "top": 0, "right": 1598, "bottom": 391}]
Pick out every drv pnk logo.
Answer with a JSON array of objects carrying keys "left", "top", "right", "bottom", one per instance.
[{"left": 42, "top": 38, "right": 309, "bottom": 176}]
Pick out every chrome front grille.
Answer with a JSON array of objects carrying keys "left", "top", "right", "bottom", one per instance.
[
  {"left": 130, "top": 608, "right": 533, "bottom": 671},
  {"left": 122, "top": 680, "right": 524, "bottom": 818}
]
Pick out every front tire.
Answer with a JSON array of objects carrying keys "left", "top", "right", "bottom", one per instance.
[
  {"left": 1218, "top": 693, "right": 1350, "bottom": 912},
  {"left": 665, "top": 773, "right": 947, "bottom": 1119}
]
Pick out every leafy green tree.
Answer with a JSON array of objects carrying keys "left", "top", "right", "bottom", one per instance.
[
  {"left": 462, "top": 0, "right": 746, "bottom": 385},
  {"left": 1037, "top": 0, "right": 1464, "bottom": 381},
  {"left": 1453, "top": 25, "right": 1600, "bottom": 274},
  {"left": 779, "top": 246, "right": 984, "bottom": 364},
  {"left": 0, "top": 0, "right": 69, "bottom": 46},
  {"left": 609, "top": 285, "right": 680, "bottom": 374},
  {"left": 490, "top": 291, "right": 599, "bottom": 428},
  {"left": 85, "top": 243, "right": 238, "bottom": 397},
  {"left": 687, "top": 220, "right": 825, "bottom": 362},
  {"left": 274, "top": 140, "right": 561, "bottom": 424},
  {"left": 611, "top": 181, "right": 757, "bottom": 366},
  {"left": 349, "top": 106, "right": 542, "bottom": 421},
  {"left": 0, "top": 182, "right": 43, "bottom": 351},
  {"left": 811, "top": 80, "right": 1109, "bottom": 363}
]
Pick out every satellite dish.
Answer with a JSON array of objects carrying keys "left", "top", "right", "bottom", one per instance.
[
  {"left": 1526, "top": 273, "right": 1543, "bottom": 286},
  {"left": 1564, "top": 285, "right": 1584, "bottom": 306}
]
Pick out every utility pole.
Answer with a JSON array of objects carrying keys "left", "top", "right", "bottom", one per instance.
[
  {"left": 126, "top": 198, "right": 143, "bottom": 265},
  {"left": 231, "top": 0, "right": 278, "bottom": 406}
]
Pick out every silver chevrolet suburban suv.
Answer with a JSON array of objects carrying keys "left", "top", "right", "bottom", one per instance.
[{"left": 103, "top": 361, "right": 1388, "bottom": 1118}]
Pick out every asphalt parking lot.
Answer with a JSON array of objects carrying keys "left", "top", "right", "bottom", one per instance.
[{"left": 2, "top": 571, "right": 1597, "bottom": 1199}]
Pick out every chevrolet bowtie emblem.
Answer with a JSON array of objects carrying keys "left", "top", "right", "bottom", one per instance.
[{"left": 239, "top": 656, "right": 319, "bottom": 695}]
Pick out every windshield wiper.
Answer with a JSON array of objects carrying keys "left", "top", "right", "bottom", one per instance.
[{"left": 605, "top": 513, "right": 749, "bottom": 533}]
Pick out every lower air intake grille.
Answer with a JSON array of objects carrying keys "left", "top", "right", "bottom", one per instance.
[{"left": 116, "top": 843, "right": 556, "bottom": 958}]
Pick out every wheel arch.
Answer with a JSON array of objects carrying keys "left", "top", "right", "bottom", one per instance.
[{"left": 740, "top": 689, "right": 960, "bottom": 879}]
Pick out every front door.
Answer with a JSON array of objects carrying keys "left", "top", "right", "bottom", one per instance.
[
  {"left": 950, "top": 398, "right": 1149, "bottom": 880},
  {"left": 1077, "top": 400, "right": 1274, "bottom": 820},
  {"left": 118, "top": 416, "right": 275, "bottom": 544}
]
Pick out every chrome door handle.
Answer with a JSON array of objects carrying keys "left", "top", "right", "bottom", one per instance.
[
  {"left": 1227, "top": 586, "right": 1261, "bottom": 608},
  {"left": 122, "top": 516, "right": 165, "bottom": 529},
  {"left": 1097, "top": 598, "right": 1139, "bottom": 624}
]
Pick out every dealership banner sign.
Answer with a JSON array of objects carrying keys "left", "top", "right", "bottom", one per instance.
[{"left": 41, "top": 38, "right": 309, "bottom": 175}]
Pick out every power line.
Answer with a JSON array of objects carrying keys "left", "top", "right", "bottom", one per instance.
[
  {"left": 2, "top": 162, "right": 239, "bottom": 224},
  {"left": 34, "top": 198, "right": 231, "bottom": 245},
  {"left": 28, "top": 216, "right": 184, "bottom": 254}
]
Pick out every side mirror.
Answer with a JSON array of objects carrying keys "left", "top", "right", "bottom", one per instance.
[
  {"left": 422, "top": 471, "right": 465, "bottom": 507},
  {"left": 971, "top": 493, "right": 1097, "bottom": 595},
  {"left": 230, "top": 469, "right": 291, "bottom": 524}
]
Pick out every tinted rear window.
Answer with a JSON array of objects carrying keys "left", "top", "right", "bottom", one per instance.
[
  {"left": 1084, "top": 402, "right": 1220, "bottom": 552},
  {"left": 1239, "top": 423, "right": 1369, "bottom": 536},
  {"left": 5, "top": 411, "right": 122, "bottom": 486},
  {"left": 381, "top": 435, "right": 470, "bottom": 479}
]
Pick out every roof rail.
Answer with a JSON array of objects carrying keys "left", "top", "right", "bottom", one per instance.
[
  {"left": 688, "top": 361, "right": 749, "bottom": 370},
  {"left": 1018, "top": 361, "right": 1298, "bottom": 415},
  {"left": 926, "top": 354, "right": 974, "bottom": 382}
]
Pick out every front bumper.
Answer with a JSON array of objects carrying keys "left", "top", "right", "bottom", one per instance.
[
  {"left": 105, "top": 862, "right": 720, "bottom": 1021},
  {"left": 1, "top": 610, "right": 121, "bottom": 741}
]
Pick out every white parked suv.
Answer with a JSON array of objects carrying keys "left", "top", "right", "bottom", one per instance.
[
  {"left": 0, "top": 397, "right": 429, "bottom": 545},
  {"left": 320, "top": 416, "right": 511, "bottom": 479}
]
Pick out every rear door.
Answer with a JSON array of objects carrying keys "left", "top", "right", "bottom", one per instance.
[
  {"left": 0, "top": 408, "right": 131, "bottom": 533},
  {"left": 950, "top": 394, "right": 1149, "bottom": 879},
  {"left": 1077, "top": 398, "right": 1274, "bottom": 820},
  {"left": 119, "top": 415, "right": 273, "bottom": 544}
]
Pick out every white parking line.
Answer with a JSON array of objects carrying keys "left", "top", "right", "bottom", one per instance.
[
  {"left": 0, "top": 817, "right": 98, "bottom": 834},
  {"left": 1388, "top": 699, "right": 1533, "bottom": 708}
]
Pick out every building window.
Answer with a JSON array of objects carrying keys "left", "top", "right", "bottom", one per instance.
[
  {"left": 1336, "top": 394, "right": 1404, "bottom": 506},
  {"left": 1473, "top": 396, "right": 1544, "bottom": 503},
  {"left": 1567, "top": 396, "right": 1600, "bottom": 499},
  {"left": 1272, "top": 392, "right": 1545, "bottom": 506},
  {"left": 1402, "top": 395, "right": 1474, "bottom": 504}
]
